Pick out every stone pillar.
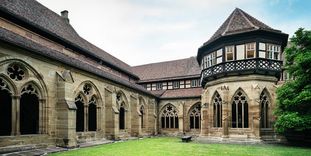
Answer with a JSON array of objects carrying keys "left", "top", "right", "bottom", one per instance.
[
  {"left": 130, "top": 95, "right": 139, "bottom": 136},
  {"left": 251, "top": 84, "right": 261, "bottom": 138},
  {"left": 178, "top": 102, "right": 184, "bottom": 134},
  {"left": 200, "top": 106, "right": 209, "bottom": 136},
  {"left": 55, "top": 75, "right": 77, "bottom": 148},
  {"left": 200, "top": 89, "right": 209, "bottom": 136},
  {"left": 221, "top": 85, "right": 229, "bottom": 138},
  {"left": 112, "top": 92, "right": 119, "bottom": 139},
  {"left": 11, "top": 95, "right": 20, "bottom": 135},
  {"left": 39, "top": 98, "right": 47, "bottom": 134},
  {"left": 84, "top": 105, "right": 88, "bottom": 131}
]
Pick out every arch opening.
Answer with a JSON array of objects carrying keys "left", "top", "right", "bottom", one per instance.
[{"left": 231, "top": 90, "right": 249, "bottom": 128}]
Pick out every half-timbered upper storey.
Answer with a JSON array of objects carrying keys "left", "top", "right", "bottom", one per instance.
[{"left": 197, "top": 8, "right": 288, "bottom": 87}]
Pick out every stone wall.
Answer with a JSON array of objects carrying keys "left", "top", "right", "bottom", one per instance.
[
  {"left": 200, "top": 75, "right": 278, "bottom": 139},
  {"left": 0, "top": 42, "right": 157, "bottom": 147},
  {"left": 158, "top": 98, "right": 201, "bottom": 136}
]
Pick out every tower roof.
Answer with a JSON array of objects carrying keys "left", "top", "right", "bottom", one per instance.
[{"left": 203, "top": 8, "right": 282, "bottom": 45}]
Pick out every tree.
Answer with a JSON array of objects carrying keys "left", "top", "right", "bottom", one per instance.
[{"left": 274, "top": 28, "right": 311, "bottom": 134}]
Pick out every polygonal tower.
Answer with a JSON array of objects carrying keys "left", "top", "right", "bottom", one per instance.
[{"left": 197, "top": 8, "right": 288, "bottom": 139}]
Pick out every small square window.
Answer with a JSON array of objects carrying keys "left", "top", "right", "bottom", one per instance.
[
  {"left": 156, "top": 83, "right": 162, "bottom": 90},
  {"left": 173, "top": 81, "right": 180, "bottom": 89}
]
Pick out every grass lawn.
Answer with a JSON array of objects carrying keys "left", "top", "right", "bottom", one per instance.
[{"left": 50, "top": 137, "right": 311, "bottom": 156}]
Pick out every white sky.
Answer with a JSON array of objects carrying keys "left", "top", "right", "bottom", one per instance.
[{"left": 37, "top": 0, "right": 311, "bottom": 66}]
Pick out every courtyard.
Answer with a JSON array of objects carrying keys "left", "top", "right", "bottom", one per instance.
[{"left": 49, "top": 137, "right": 311, "bottom": 156}]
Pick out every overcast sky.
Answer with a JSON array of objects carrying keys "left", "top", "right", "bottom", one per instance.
[{"left": 37, "top": 0, "right": 311, "bottom": 66}]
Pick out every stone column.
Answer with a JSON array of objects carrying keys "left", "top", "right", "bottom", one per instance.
[
  {"left": 112, "top": 92, "right": 119, "bottom": 139},
  {"left": 178, "top": 102, "right": 184, "bottom": 134},
  {"left": 11, "top": 95, "right": 20, "bottom": 135},
  {"left": 200, "top": 89, "right": 209, "bottom": 136},
  {"left": 251, "top": 84, "right": 261, "bottom": 138},
  {"left": 84, "top": 105, "right": 88, "bottom": 131},
  {"left": 221, "top": 85, "right": 229, "bottom": 138},
  {"left": 38, "top": 98, "right": 47, "bottom": 134}
]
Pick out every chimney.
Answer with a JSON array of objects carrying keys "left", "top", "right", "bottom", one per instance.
[{"left": 61, "top": 10, "right": 69, "bottom": 23}]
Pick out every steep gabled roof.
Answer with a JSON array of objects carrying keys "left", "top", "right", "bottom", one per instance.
[
  {"left": 0, "top": 27, "right": 156, "bottom": 97},
  {"left": 132, "top": 57, "right": 201, "bottom": 82},
  {"left": 204, "top": 8, "right": 282, "bottom": 45},
  {"left": 0, "top": 0, "right": 138, "bottom": 79}
]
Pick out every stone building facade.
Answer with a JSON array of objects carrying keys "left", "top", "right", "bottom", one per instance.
[{"left": 0, "top": 0, "right": 288, "bottom": 149}]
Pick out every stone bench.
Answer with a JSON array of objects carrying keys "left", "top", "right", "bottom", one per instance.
[{"left": 181, "top": 136, "right": 192, "bottom": 142}]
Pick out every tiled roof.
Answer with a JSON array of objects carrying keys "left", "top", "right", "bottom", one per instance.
[
  {"left": 155, "top": 88, "right": 202, "bottom": 99},
  {"left": 0, "top": 0, "right": 138, "bottom": 79},
  {"left": 0, "top": 28, "right": 156, "bottom": 97},
  {"left": 132, "top": 57, "right": 201, "bottom": 82},
  {"left": 203, "top": 8, "right": 282, "bottom": 45}
]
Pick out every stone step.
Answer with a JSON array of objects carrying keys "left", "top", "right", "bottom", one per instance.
[{"left": 0, "top": 144, "right": 48, "bottom": 154}]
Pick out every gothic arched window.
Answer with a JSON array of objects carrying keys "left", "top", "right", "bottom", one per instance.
[
  {"left": 0, "top": 78, "right": 12, "bottom": 136},
  {"left": 140, "top": 105, "right": 144, "bottom": 129},
  {"left": 161, "top": 104, "right": 178, "bottom": 129},
  {"left": 119, "top": 103, "right": 126, "bottom": 130},
  {"left": 75, "top": 94, "right": 85, "bottom": 132},
  {"left": 232, "top": 90, "right": 249, "bottom": 128},
  {"left": 213, "top": 92, "right": 222, "bottom": 127},
  {"left": 88, "top": 96, "right": 97, "bottom": 131},
  {"left": 189, "top": 103, "right": 201, "bottom": 129},
  {"left": 260, "top": 90, "right": 270, "bottom": 128},
  {"left": 20, "top": 84, "right": 39, "bottom": 134}
]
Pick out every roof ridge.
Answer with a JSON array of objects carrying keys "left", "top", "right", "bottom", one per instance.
[
  {"left": 203, "top": 8, "right": 282, "bottom": 45},
  {"left": 222, "top": 8, "right": 237, "bottom": 36},
  {"left": 237, "top": 8, "right": 258, "bottom": 29},
  {"left": 132, "top": 56, "right": 196, "bottom": 68}
]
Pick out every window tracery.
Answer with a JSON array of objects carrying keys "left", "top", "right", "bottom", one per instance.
[
  {"left": 232, "top": 90, "right": 249, "bottom": 128},
  {"left": 190, "top": 103, "right": 201, "bottom": 129},
  {"left": 213, "top": 92, "right": 222, "bottom": 127},
  {"left": 7, "top": 64, "right": 26, "bottom": 81},
  {"left": 260, "top": 91, "right": 270, "bottom": 128},
  {"left": 161, "top": 104, "right": 178, "bottom": 129},
  {"left": 21, "top": 84, "right": 38, "bottom": 96},
  {"left": 0, "top": 78, "right": 11, "bottom": 93},
  {"left": 83, "top": 84, "right": 92, "bottom": 95}
]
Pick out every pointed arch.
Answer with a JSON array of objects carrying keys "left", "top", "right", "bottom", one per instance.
[
  {"left": 212, "top": 91, "right": 222, "bottom": 127},
  {"left": 0, "top": 74, "right": 17, "bottom": 95},
  {"left": 260, "top": 88, "right": 271, "bottom": 128},
  {"left": 188, "top": 102, "right": 201, "bottom": 129},
  {"left": 116, "top": 90, "right": 129, "bottom": 108},
  {"left": 231, "top": 88, "right": 249, "bottom": 128},
  {"left": 160, "top": 104, "right": 179, "bottom": 129},
  {"left": 75, "top": 93, "right": 85, "bottom": 132},
  {"left": 139, "top": 97, "right": 146, "bottom": 129},
  {"left": 20, "top": 82, "right": 42, "bottom": 134},
  {"left": 0, "top": 58, "right": 48, "bottom": 98},
  {"left": 0, "top": 76, "right": 14, "bottom": 136},
  {"left": 88, "top": 95, "right": 97, "bottom": 131},
  {"left": 74, "top": 81, "right": 103, "bottom": 132}
]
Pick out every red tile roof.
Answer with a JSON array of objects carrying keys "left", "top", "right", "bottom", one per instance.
[
  {"left": 132, "top": 57, "right": 201, "bottom": 82},
  {"left": 0, "top": 0, "right": 138, "bottom": 79},
  {"left": 152, "top": 88, "right": 202, "bottom": 99}
]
